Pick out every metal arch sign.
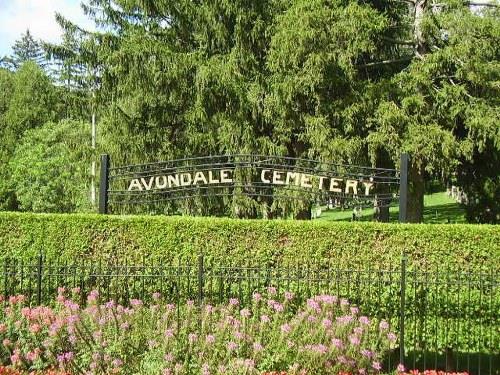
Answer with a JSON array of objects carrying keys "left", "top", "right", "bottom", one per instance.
[{"left": 99, "top": 154, "right": 409, "bottom": 221}]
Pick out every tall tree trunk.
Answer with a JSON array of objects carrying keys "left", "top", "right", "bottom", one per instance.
[
  {"left": 414, "top": 0, "right": 428, "bottom": 57},
  {"left": 374, "top": 150, "right": 392, "bottom": 222},
  {"left": 294, "top": 203, "right": 312, "bottom": 220},
  {"left": 406, "top": 164, "right": 425, "bottom": 222}
]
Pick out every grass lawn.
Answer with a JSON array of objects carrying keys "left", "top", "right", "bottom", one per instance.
[{"left": 315, "top": 191, "right": 467, "bottom": 223}]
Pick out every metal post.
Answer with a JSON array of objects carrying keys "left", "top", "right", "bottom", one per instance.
[
  {"left": 98, "top": 154, "right": 110, "bottom": 214},
  {"left": 36, "top": 253, "right": 43, "bottom": 305},
  {"left": 198, "top": 255, "right": 204, "bottom": 305},
  {"left": 3, "top": 259, "right": 8, "bottom": 306},
  {"left": 399, "top": 153, "right": 409, "bottom": 223},
  {"left": 399, "top": 253, "right": 407, "bottom": 367},
  {"left": 90, "top": 108, "right": 96, "bottom": 207}
]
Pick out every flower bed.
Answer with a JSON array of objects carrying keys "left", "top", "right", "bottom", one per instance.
[{"left": 0, "top": 289, "right": 399, "bottom": 374}]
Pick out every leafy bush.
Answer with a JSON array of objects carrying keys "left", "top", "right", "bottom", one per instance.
[
  {"left": 0, "top": 212, "right": 498, "bottom": 271},
  {"left": 0, "top": 290, "right": 397, "bottom": 374},
  {"left": 8, "top": 120, "right": 93, "bottom": 213}
]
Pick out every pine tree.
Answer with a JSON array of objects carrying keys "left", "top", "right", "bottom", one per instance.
[{"left": 2, "top": 30, "right": 47, "bottom": 70}]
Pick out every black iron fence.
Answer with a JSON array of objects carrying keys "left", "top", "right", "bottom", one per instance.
[{"left": 1, "top": 255, "right": 498, "bottom": 374}]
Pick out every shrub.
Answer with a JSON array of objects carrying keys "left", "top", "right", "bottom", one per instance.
[
  {"left": 0, "top": 290, "right": 398, "bottom": 374},
  {"left": 0, "top": 212, "right": 498, "bottom": 271}
]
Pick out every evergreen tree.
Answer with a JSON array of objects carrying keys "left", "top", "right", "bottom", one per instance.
[
  {"left": 1, "top": 30, "right": 47, "bottom": 70},
  {"left": 50, "top": 0, "right": 499, "bottom": 221}
]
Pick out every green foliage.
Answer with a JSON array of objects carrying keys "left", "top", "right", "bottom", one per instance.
[
  {"left": 0, "top": 212, "right": 497, "bottom": 271},
  {"left": 0, "top": 30, "right": 47, "bottom": 70},
  {"left": 3, "top": 62, "right": 57, "bottom": 140},
  {"left": 0, "top": 63, "right": 59, "bottom": 211},
  {"left": 8, "top": 120, "right": 93, "bottom": 213}
]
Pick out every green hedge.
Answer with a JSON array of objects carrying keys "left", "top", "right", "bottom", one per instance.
[{"left": 0, "top": 212, "right": 498, "bottom": 269}]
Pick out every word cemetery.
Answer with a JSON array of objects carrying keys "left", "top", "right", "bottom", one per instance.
[{"left": 127, "top": 169, "right": 375, "bottom": 196}]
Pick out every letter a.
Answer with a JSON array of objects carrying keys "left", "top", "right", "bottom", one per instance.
[{"left": 128, "top": 179, "right": 143, "bottom": 191}]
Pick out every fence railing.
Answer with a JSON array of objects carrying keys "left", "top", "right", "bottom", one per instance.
[{"left": 1, "top": 255, "right": 498, "bottom": 375}]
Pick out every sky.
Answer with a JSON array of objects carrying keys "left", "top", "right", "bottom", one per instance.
[{"left": 0, "top": 0, "right": 95, "bottom": 57}]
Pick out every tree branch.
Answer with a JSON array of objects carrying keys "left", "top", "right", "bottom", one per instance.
[
  {"left": 381, "top": 36, "right": 415, "bottom": 46},
  {"left": 465, "top": 1, "right": 500, "bottom": 6},
  {"left": 357, "top": 57, "right": 414, "bottom": 68}
]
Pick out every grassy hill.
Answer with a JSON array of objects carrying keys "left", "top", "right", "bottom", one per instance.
[{"left": 315, "top": 191, "right": 467, "bottom": 223}]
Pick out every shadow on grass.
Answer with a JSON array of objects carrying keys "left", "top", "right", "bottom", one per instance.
[{"left": 423, "top": 202, "right": 466, "bottom": 224}]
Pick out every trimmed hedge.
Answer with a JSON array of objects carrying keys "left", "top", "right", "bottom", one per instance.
[{"left": 0, "top": 212, "right": 498, "bottom": 269}]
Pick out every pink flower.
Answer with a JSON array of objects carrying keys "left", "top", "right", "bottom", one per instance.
[
  {"left": 252, "top": 292, "right": 262, "bottom": 302},
  {"left": 164, "top": 353, "right": 174, "bottom": 362},
  {"left": 57, "top": 352, "right": 74, "bottom": 363},
  {"left": 354, "top": 326, "right": 363, "bottom": 335},
  {"left": 397, "top": 363, "right": 406, "bottom": 373},
  {"left": 273, "top": 302, "right": 284, "bottom": 312},
  {"left": 336, "top": 315, "right": 353, "bottom": 325},
  {"left": 253, "top": 342, "right": 263, "bottom": 351},
  {"left": 244, "top": 359, "right": 255, "bottom": 368},
  {"left": 165, "top": 329, "right": 174, "bottom": 338},
  {"left": 361, "top": 349, "right": 373, "bottom": 358},
  {"left": 148, "top": 339, "right": 158, "bottom": 348},
  {"left": 240, "top": 308, "right": 251, "bottom": 318},
  {"left": 29, "top": 323, "right": 41, "bottom": 333},
  {"left": 188, "top": 333, "right": 198, "bottom": 344},
  {"left": 260, "top": 314, "right": 270, "bottom": 323},
  {"left": 387, "top": 332, "right": 397, "bottom": 342},
  {"left": 152, "top": 292, "right": 161, "bottom": 300},
  {"left": 227, "top": 341, "right": 238, "bottom": 351},
  {"left": 87, "top": 290, "right": 99, "bottom": 303},
  {"left": 26, "top": 349, "right": 40, "bottom": 362},
  {"left": 112, "top": 359, "right": 123, "bottom": 367},
  {"left": 331, "top": 338, "right": 343, "bottom": 349},
  {"left": 2, "top": 338, "right": 11, "bottom": 347},
  {"left": 349, "top": 334, "right": 360, "bottom": 346},
  {"left": 307, "top": 298, "right": 320, "bottom": 311},
  {"left": 307, "top": 344, "right": 328, "bottom": 354},
  {"left": 130, "top": 299, "right": 143, "bottom": 307},
  {"left": 379, "top": 320, "right": 389, "bottom": 330},
  {"left": 229, "top": 298, "right": 239, "bottom": 306},
  {"left": 10, "top": 349, "right": 21, "bottom": 365},
  {"left": 372, "top": 361, "right": 382, "bottom": 371},
  {"left": 281, "top": 323, "right": 292, "bottom": 334},
  {"left": 322, "top": 318, "right": 332, "bottom": 328},
  {"left": 350, "top": 306, "right": 359, "bottom": 315},
  {"left": 284, "top": 291, "right": 294, "bottom": 300},
  {"left": 359, "top": 316, "right": 370, "bottom": 325},
  {"left": 205, "top": 334, "right": 215, "bottom": 344},
  {"left": 267, "top": 286, "right": 277, "bottom": 295}
]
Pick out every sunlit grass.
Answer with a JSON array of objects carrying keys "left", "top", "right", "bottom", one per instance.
[{"left": 315, "top": 192, "right": 467, "bottom": 223}]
